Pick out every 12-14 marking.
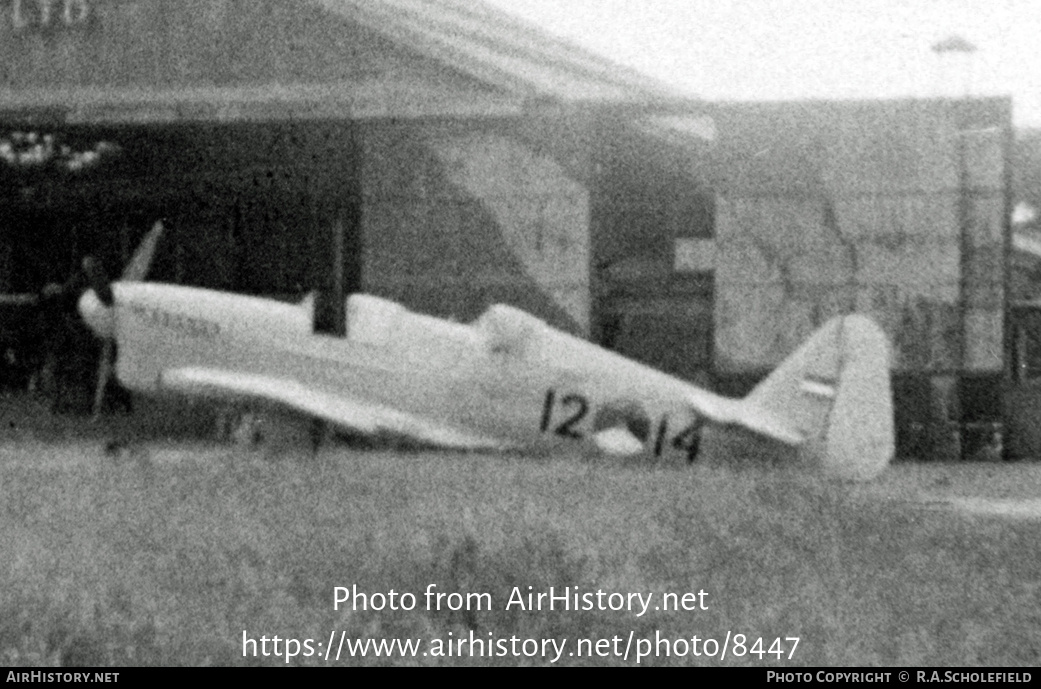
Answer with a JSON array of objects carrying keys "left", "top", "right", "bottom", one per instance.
[{"left": 539, "top": 389, "right": 702, "bottom": 460}]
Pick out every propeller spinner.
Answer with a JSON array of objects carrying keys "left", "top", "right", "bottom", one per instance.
[{"left": 78, "top": 257, "right": 115, "bottom": 339}]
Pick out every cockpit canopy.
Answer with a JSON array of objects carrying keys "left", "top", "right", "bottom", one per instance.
[
  {"left": 340, "top": 295, "right": 555, "bottom": 363},
  {"left": 476, "top": 304, "right": 548, "bottom": 358}
]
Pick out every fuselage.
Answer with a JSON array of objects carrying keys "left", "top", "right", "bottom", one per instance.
[{"left": 96, "top": 282, "right": 716, "bottom": 460}]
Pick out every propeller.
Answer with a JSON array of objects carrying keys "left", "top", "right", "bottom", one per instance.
[
  {"left": 121, "top": 220, "right": 164, "bottom": 282},
  {"left": 78, "top": 220, "right": 165, "bottom": 418},
  {"left": 92, "top": 339, "right": 114, "bottom": 420},
  {"left": 80, "top": 262, "right": 114, "bottom": 418},
  {"left": 81, "top": 256, "right": 113, "bottom": 307}
]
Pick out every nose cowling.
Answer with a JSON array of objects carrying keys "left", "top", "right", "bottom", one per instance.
[{"left": 78, "top": 289, "right": 115, "bottom": 339}]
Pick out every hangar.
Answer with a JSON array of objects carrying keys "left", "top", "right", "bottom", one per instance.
[
  {"left": 0, "top": 0, "right": 712, "bottom": 362},
  {"left": 0, "top": 1, "right": 1019, "bottom": 460}
]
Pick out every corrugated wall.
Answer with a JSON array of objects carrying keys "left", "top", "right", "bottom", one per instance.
[{"left": 713, "top": 99, "right": 1010, "bottom": 375}]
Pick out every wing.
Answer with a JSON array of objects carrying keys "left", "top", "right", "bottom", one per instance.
[
  {"left": 685, "top": 387, "right": 804, "bottom": 445},
  {"left": 160, "top": 367, "right": 508, "bottom": 451}
]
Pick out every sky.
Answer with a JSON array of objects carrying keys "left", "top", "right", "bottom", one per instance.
[{"left": 484, "top": 0, "right": 1041, "bottom": 127}]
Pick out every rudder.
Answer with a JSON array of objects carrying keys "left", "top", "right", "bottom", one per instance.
[
  {"left": 817, "top": 315, "right": 894, "bottom": 480},
  {"left": 745, "top": 315, "right": 894, "bottom": 480}
]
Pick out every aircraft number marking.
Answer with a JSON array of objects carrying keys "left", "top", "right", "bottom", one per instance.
[
  {"left": 540, "top": 389, "right": 588, "bottom": 439},
  {"left": 653, "top": 417, "right": 668, "bottom": 456},
  {"left": 650, "top": 418, "right": 702, "bottom": 462},
  {"left": 129, "top": 303, "right": 221, "bottom": 339},
  {"left": 669, "top": 421, "right": 702, "bottom": 463},
  {"left": 541, "top": 389, "right": 703, "bottom": 460}
]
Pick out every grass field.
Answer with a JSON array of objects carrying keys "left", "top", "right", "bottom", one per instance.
[{"left": 1, "top": 397, "right": 1040, "bottom": 667}]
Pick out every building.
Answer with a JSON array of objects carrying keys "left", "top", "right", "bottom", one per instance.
[
  {"left": 0, "top": 2, "right": 1019, "bottom": 461},
  {"left": 0, "top": 0, "right": 707, "bottom": 346}
]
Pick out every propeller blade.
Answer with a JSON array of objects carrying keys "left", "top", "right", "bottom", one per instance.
[
  {"left": 121, "top": 220, "right": 164, "bottom": 282},
  {"left": 81, "top": 256, "right": 114, "bottom": 307},
  {"left": 92, "top": 339, "right": 113, "bottom": 419}
]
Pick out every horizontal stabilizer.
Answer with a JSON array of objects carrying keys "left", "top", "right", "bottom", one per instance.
[
  {"left": 740, "top": 314, "right": 894, "bottom": 480},
  {"left": 728, "top": 404, "right": 806, "bottom": 445},
  {"left": 684, "top": 388, "right": 804, "bottom": 446}
]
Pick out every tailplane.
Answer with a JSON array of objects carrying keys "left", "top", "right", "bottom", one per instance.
[{"left": 743, "top": 315, "right": 894, "bottom": 480}]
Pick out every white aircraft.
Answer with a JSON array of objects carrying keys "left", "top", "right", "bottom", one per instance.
[{"left": 76, "top": 223, "right": 895, "bottom": 480}]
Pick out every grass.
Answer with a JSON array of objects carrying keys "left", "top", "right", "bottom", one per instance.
[{"left": 1, "top": 426, "right": 1040, "bottom": 667}]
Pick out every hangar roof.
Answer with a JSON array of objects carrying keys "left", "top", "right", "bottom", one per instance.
[
  {"left": 0, "top": 0, "right": 695, "bottom": 123},
  {"left": 319, "top": 0, "right": 680, "bottom": 104}
]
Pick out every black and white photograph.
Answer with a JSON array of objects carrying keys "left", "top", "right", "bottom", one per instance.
[{"left": 0, "top": 0, "right": 1038, "bottom": 670}]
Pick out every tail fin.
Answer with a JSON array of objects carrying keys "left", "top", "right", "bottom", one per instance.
[{"left": 744, "top": 315, "right": 894, "bottom": 480}]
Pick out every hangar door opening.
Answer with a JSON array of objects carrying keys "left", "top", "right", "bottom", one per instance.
[
  {"left": 0, "top": 122, "right": 362, "bottom": 299},
  {"left": 591, "top": 120, "right": 716, "bottom": 386},
  {"left": 0, "top": 121, "right": 362, "bottom": 407},
  {"left": 603, "top": 294, "right": 714, "bottom": 385}
]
